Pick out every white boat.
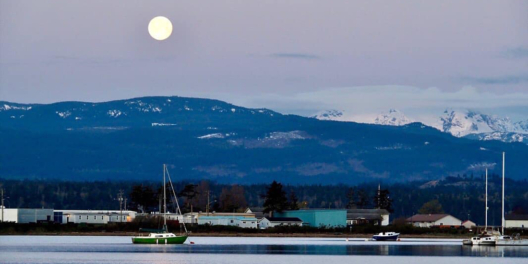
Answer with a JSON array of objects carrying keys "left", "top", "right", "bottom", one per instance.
[
  {"left": 463, "top": 228, "right": 501, "bottom": 246},
  {"left": 372, "top": 232, "right": 400, "bottom": 241}
]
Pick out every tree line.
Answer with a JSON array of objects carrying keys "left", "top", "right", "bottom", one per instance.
[{"left": 1, "top": 173, "right": 526, "bottom": 225}]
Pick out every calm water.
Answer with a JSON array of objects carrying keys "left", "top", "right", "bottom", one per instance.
[{"left": 1, "top": 236, "right": 527, "bottom": 264}]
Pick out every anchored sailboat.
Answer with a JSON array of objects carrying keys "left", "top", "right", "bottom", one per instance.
[
  {"left": 464, "top": 152, "right": 528, "bottom": 246},
  {"left": 131, "top": 164, "right": 188, "bottom": 244},
  {"left": 496, "top": 152, "right": 528, "bottom": 246}
]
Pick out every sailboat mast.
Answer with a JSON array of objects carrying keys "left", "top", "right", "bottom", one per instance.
[
  {"left": 502, "top": 152, "right": 505, "bottom": 235},
  {"left": 163, "top": 164, "right": 167, "bottom": 230},
  {"left": 485, "top": 168, "right": 488, "bottom": 230}
]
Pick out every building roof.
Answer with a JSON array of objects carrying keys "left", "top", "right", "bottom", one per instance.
[
  {"left": 462, "top": 220, "right": 475, "bottom": 224},
  {"left": 282, "top": 209, "right": 347, "bottom": 213},
  {"left": 245, "top": 207, "right": 264, "bottom": 213},
  {"left": 347, "top": 209, "right": 389, "bottom": 220},
  {"left": 505, "top": 214, "right": 528, "bottom": 221},
  {"left": 406, "top": 214, "right": 450, "bottom": 222},
  {"left": 199, "top": 216, "right": 257, "bottom": 221},
  {"left": 347, "top": 209, "right": 390, "bottom": 214},
  {"left": 264, "top": 217, "right": 303, "bottom": 222}
]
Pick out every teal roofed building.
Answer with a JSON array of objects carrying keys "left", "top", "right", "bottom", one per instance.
[{"left": 274, "top": 209, "right": 347, "bottom": 227}]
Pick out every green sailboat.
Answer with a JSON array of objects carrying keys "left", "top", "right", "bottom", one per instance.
[{"left": 132, "top": 164, "right": 188, "bottom": 244}]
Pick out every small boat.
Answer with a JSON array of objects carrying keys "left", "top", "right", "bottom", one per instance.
[
  {"left": 496, "top": 234, "right": 528, "bottom": 246},
  {"left": 463, "top": 228, "right": 501, "bottom": 246},
  {"left": 132, "top": 164, "right": 188, "bottom": 244},
  {"left": 372, "top": 232, "right": 400, "bottom": 241}
]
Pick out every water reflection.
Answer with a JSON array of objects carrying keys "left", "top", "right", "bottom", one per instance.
[{"left": 2, "top": 243, "right": 528, "bottom": 258}]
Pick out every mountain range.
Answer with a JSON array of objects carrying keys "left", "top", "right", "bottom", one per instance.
[
  {"left": 1, "top": 96, "right": 527, "bottom": 184},
  {"left": 314, "top": 109, "right": 528, "bottom": 144}
]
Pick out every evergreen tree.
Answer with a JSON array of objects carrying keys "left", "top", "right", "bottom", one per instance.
[
  {"left": 374, "top": 189, "right": 393, "bottom": 213},
  {"left": 129, "top": 184, "right": 157, "bottom": 213},
  {"left": 356, "top": 188, "right": 369, "bottom": 209},
  {"left": 178, "top": 184, "right": 198, "bottom": 213},
  {"left": 263, "top": 181, "right": 289, "bottom": 215},
  {"left": 346, "top": 187, "right": 357, "bottom": 209},
  {"left": 289, "top": 191, "right": 299, "bottom": 210}
]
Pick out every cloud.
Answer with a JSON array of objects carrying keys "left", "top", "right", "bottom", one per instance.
[
  {"left": 461, "top": 75, "right": 528, "bottom": 85},
  {"left": 45, "top": 55, "right": 175, "bottom": 65},
  {"left": 503, "top": 47, "right": 528, "bottom": 59},
  {"left": 269, "top": 53, "right": 321, "bottom": 60}
]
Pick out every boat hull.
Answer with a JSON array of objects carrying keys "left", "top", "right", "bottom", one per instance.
[
  {"left": 132, "top": 235, "right": 188, "bottom": 244},
  {"left": 496, "top": 239, "right": 528, "bottom": 246},
  {"left": 372, "top": 234, "right": 399, "bottom": 241}
]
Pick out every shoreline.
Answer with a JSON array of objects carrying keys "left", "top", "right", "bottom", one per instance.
[{"left": 0, "top": 232, "right": 478, "bottom": 239}]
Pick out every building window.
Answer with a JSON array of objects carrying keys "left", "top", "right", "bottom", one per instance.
[
  {"left": 86, "top": 216, "right": 88, "bottom": 219},
  {"left": 79, "top": 216, "right": 81, "bottom": 219},
  {"left": 101, "top": 216, "right": 103, "bottom": 220}
]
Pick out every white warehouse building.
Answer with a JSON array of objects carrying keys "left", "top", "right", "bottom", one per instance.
[
  {"left": 198, "top": 216, "right": 258, "bottom": 228},
  {"left": 54, "top": 210, "right": 136, "bottom": 224},
  {"left": 0, "top": 208, "right": 54, "bottom": 223}
]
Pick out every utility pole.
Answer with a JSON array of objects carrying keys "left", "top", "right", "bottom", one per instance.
[
  {"left": 206, "top": 190, "right": 210, "bottom": 216},
  {"left": 502, "top": 152, "right": 505, "bottom": 235},
  {"left": 117, "top": 190, "right": 124, "bottom": 223},
  {"left": 485, "top": 168, "right": 488, "bottom": 230},
  {"left": 1, "top": 188, "right": 4, "bottom": 223},
  {"left": 377, "top": 184, "right": 381, "bottom": 209}
]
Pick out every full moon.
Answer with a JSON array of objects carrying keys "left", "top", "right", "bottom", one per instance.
[{"left": 148, "top": 16, "right": 172, "bottom": 41}]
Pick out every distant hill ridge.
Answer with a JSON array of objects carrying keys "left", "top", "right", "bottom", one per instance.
[{"left": 1, "top": 96, "right": 527, "bottom": 183}]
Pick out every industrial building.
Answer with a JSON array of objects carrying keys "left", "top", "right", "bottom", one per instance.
[
  {"left": 0, "top": 208, "right": 54, "bottom": 223},
  {"left": 54, "top": 210, "right": 136, "bottom": 224},
  {"left": 183, "top": 211, "right": 257, "bottom": 224},
  {"left": 259, "top": 217, "right": 303, "bottom": 229},
  {"left": 347, "top": 209, "right": 390, "bottom": 226},
  {"left": 274, "top": 209, "right": 347, "bottom": 227}
]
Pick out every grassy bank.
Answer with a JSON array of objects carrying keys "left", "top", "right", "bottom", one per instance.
[{"left": 2, "top": 222, "right": 526, "bottom": 238}]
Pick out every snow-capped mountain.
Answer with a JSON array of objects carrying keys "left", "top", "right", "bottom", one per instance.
[
  {"left": 313, "top": 108, "right": 528, "bottom": 144},
  {"left": 436, "top": 109, "right": 528, "bottom": 143},
  {"left": 312, "top": 110, "right": 344, "bottom": 120},
  {"left": 374, "top": 109, "right": 413, "bottom": 126},
  {"left": 438, "top": 109, "right": 519, "bottom": 137}
]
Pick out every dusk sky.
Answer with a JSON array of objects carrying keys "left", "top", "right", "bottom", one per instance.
[{"left": 1, "top": 0, "right": 527, "bottom": 121}]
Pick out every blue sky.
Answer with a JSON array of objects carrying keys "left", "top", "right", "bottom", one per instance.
[{"left": 0, "top": 0, "right": 527, "bottom": 120}]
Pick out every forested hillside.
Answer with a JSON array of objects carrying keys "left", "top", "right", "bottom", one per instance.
[
  {"left": 2, "top": 96, "right": 528, "bottom": 184},
  {"left": 1, "top": 174, "right": 526, "bottom": 226}
]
